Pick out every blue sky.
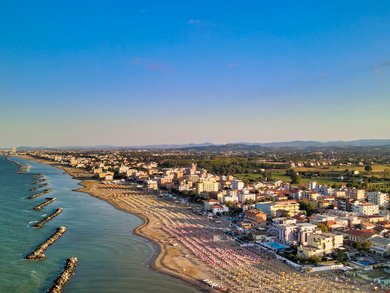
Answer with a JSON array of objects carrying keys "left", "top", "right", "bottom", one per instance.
[{"left": 0, "top": 1, "right": 389, "bottom": 147}]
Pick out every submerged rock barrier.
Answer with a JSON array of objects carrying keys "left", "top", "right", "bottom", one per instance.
[
  {"left": 28, "top": 189, "right": 52, "bottom": 199},
  {"left": 28, "top": 183, "right": 49, "bottom": 192},
  {"left": 34, "top": 208, "right": 63, "bottom": 228},
  {"left": 33, "top": 198, "right": 56, "bottom": 211},
  {"left": 48, "top": 257, "right": 78, "bottom": 293},
  {"left": 25, "top": 226, "right": 67, "bottom": 260}
]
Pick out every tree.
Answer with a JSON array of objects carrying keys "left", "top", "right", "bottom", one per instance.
[
  {"left": 384, "top": 168, "right": 390, "bottom": 179},
  {"left": 308, "top": 255, "right": 321, "bottom": 265},
  {"left": 229, "top": 206, "right": 243, "bottom": 216},
  {"left": 355, "top": 240, "right": 372, "bottom": 251},
  {"left": 365, "top": 165, "right": 373, "bottom": 172},
  {"left": 317, "top": 223, "right": 329, "bottom": 233},
  {"left": 288, "top": 169, "right": 301, "bottom": 184},
  {"left": 286, "top": 169, "right": 295, "bottom": 176},
  {"left": 299, "top": 200, "right": 318, "bottom": 216},
  {"left": 276, "top": 210, "right": 291, "bottom": 217},
  {"left": 335, "top": 251, "right": 348, "bottom": 263},
  {"left": 361, "top": 240, "right": 372, "bottom": 251}
]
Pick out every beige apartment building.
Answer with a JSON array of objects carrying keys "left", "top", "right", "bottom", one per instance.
[{"left": 196, "top": 180, "right": 219, "bottom": 194}]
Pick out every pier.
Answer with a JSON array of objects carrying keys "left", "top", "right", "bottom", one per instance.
[
  {"left": 28, "top": 189, "right": 52, "bottom": 199},
  {"left": 33, "top": 198, "right": 56, "bottom": 211},
  {"left": 25, "top": 226, "right": 67, "bottom": 260},
  {"left": 34, "top": 208, "right": 63, "bottom": 228},
  {"left": 48, "top": 257, "right": 78, "bottom": 293}
]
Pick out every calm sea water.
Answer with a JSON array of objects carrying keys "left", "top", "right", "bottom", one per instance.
[{"left": 0, "top": 156, "right": 199, "bottom": 293}]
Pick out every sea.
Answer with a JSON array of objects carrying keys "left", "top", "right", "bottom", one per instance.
[{"left": 0, "top": 156, "right": 199, "bottom": 293}]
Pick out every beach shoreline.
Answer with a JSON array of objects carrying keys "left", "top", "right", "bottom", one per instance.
[
  {"left": 10, "top": 154, "right": 370, "bottom": 293},
  {"left": 16, "top": 155, "right": 212, "bottom": 293}
]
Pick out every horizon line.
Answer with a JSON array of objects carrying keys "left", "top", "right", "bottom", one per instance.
[{"left": 2, "top": 137, "right": 390, "bottom": 149}]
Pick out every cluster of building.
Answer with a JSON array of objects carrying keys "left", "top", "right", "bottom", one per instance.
[{"left": 26, "top": 151, "right": 390, "bottom": 262}]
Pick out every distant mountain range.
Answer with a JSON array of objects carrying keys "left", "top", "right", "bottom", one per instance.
[
  {"left": 4, "top": 139, "right": 390, "bottom": 151},
  {"left": 250, "top": 139, "right": 390, "bottom": 148},
  {"left": 11, "top": 142, "right": 216, "bottom": 151}
]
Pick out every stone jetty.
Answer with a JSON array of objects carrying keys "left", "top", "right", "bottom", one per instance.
[
  {"left": 25, "top": 226, "right": 67, "bottom": 260},
  {"left": 33, "top": 198, "right": 56, "bottom": 210},
  {"left": 28, "top": 183, "right": 49, "bottom": 192},
  {"left": 32, "top": 178, "right": 46, "bottom": 185},
  {"left": 34, "top": 208, "right": 63, "bottom": 228},
  {"left": 32, "top": 173, "right": 43, "bottom": 179},
  {"left": 48, "top": 257, "right": 78, "bottom": 293},
  {"left": 28, "top": 189, "right": 52, "bottom": 199}
]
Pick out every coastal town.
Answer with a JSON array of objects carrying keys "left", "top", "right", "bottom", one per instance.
[
  {"left": 5, "top": 146, "right": 390, "bottom": 292},
  {"left": 2, "top": 1, "right": 390, "bottom": 292}
]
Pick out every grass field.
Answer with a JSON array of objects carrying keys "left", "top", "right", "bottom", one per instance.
[
  {"left": 294, "top": 164, "right": 390, "bottom": 173},
  {"left": 271, "top": 170, "right": 343, "bottom": 185},
  {"left": 235, "top": 164, "right": 390, "bottom": 188},
  {"left": 235, "top": 171, "right": 341, "bottom": 186}
]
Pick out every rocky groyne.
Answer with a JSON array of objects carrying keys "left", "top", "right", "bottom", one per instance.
[
  {"left": 34, "top": 208, "right": 63, "bottom": 228},
  {"left": 28, "top": 189, "right": 52, "bottom": 199},
  {"left": 32, "top": 178, "right": 46, "bottom": 185},
  {"left": 33, "top": 198, "right": 56, "bottom": 211},
  {"left": 25, "top": 226, "right": 67, "bottom": 260},
  {"left": 29, "top": 183, "right": 49, "bottom": 192},
  {"left": 48, "top": 257, "right": 78, "bottom": 293},
  {"left": 32, "top": 173, "right": 43, "bottom": 179}
]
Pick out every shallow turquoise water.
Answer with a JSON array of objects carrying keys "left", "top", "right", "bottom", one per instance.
[{"left": 0, "top": 156, "right": 199, "bottom": 293}]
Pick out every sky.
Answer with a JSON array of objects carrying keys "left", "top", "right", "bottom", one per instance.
[{"left": 0, "top": 1, "right": 390, "bottom": 147}]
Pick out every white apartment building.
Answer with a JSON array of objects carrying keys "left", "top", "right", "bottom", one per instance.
[
  {"left": 146, "top": 180, "right": 158, "bottom": 191},
  {"left": 277, "top": 224, "right": 297, "bottom": 244},
  {"left": 368, "top": 236, "right": 390, "bottom": 256},
  {"left": 238, "top": 193, "right": 256, "bottom": 203},
  {"left": 223, "top": 195, "right": 238, "bottom": 203},
  {"left": 347, "top": 189, "right": 366, "bottom": 200},
  {"left": 231, "top": 179, "right": 245, "bottom": 191},
  {"left": 367, "top": 191, "right": 388, "bottom": 208},
  {"left": 298, "top": 233, "right": 344, "bottom": 258},
  {"left": 351, "top": 202, "right": 379, "bottom": 216},
  {"left": 296, "top": 223, "right": 319, "bottom": 246},
  {"left": 308, "top": 181, "right": 317, "bottom": 190}
]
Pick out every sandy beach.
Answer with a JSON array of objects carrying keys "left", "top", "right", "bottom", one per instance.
[{"left": 18, "top": 155, "right": 369, "bottom": 293}]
